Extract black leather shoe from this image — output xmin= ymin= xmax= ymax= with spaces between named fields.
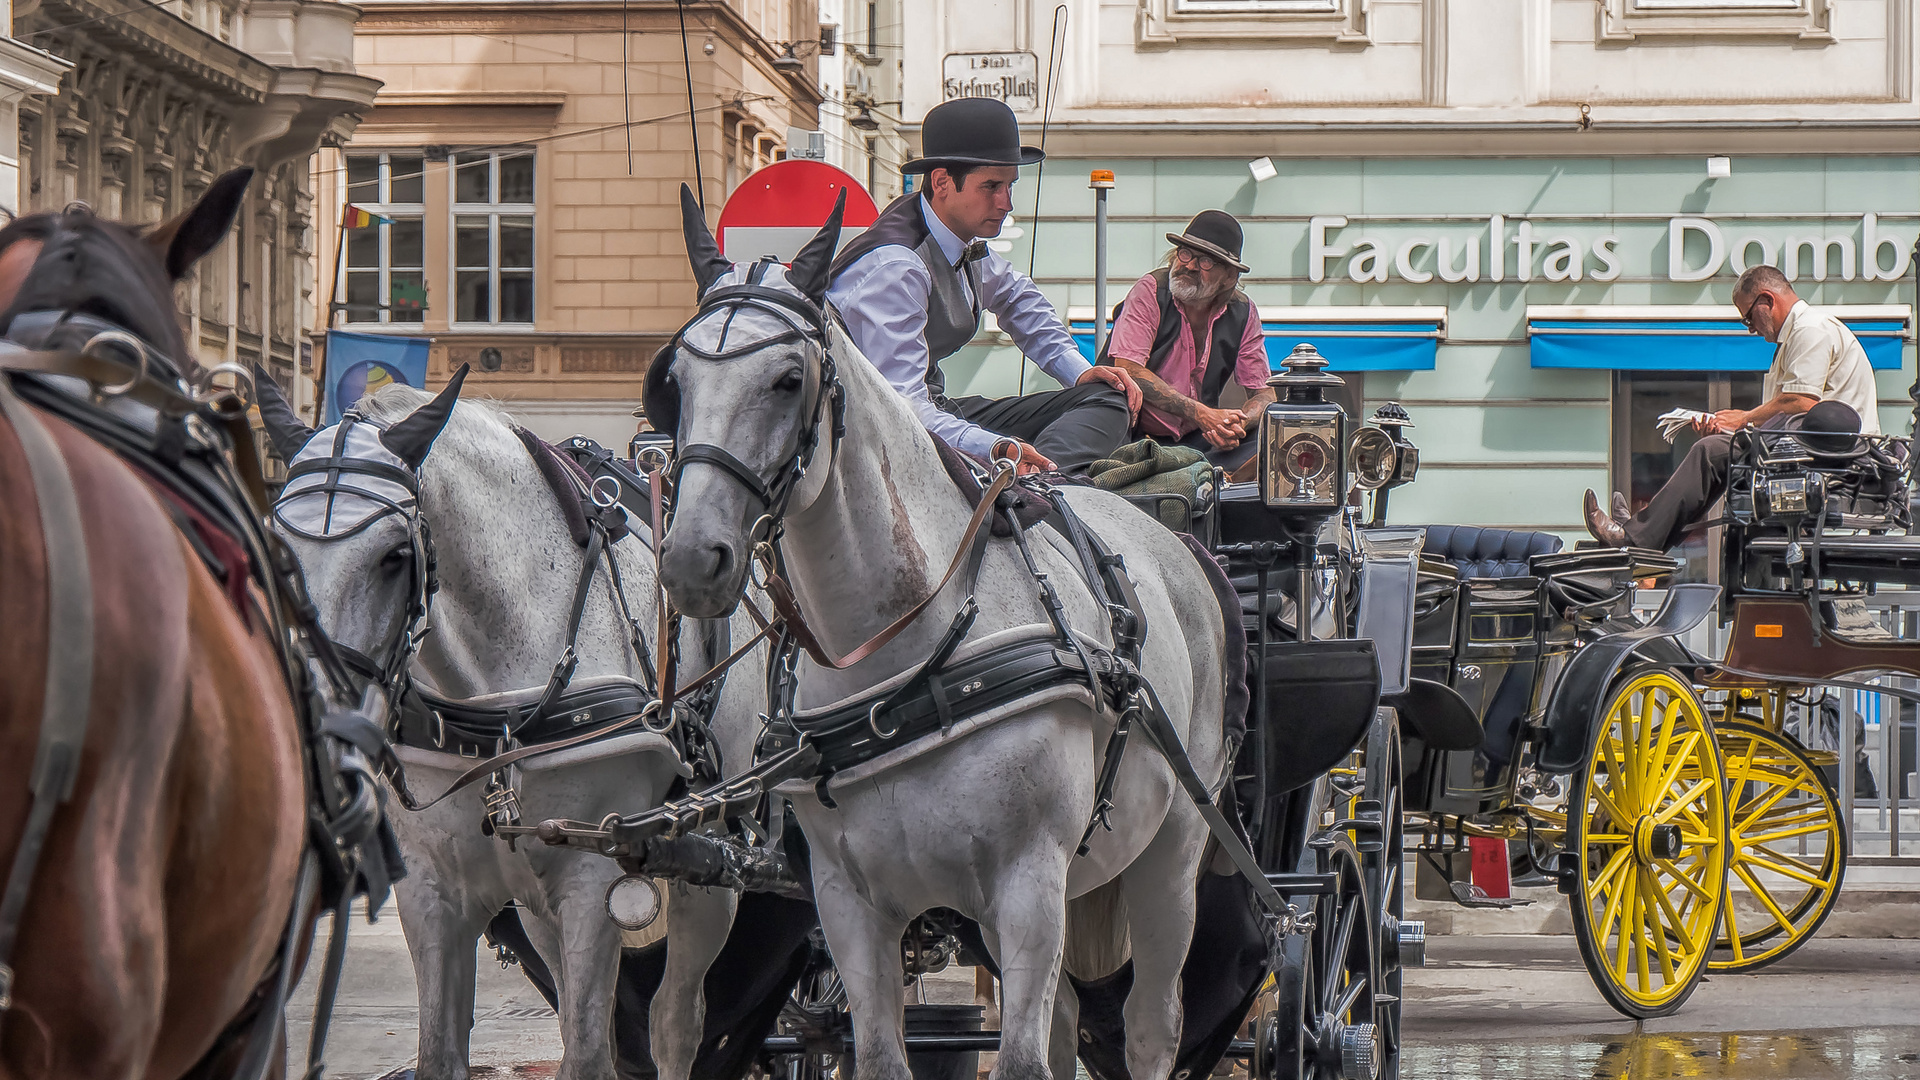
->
xmin=1584 ymin=489 xmax=1628 ymax=548
xmin=1611 ymin=491 xmax=1630 ymax=523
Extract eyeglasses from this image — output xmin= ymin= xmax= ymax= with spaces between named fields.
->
xmin=1739 ymin=293 xmax=1774 ymax=331
xmin=1173 ymin=247 xmax=1218 ymax=271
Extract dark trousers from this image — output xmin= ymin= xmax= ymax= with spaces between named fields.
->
xmin=1622 ymin=434 xmax=1733 ymax=552
xmin=949 ymin=382 xmax=1131 ymax=469
xmin=1171 ymin=427 xmax=1261 ymax=473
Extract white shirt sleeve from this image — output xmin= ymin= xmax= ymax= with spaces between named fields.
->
xmin=973 ymin=250 xmax=1092 ymax=389
xmin=825 ymin=247 xmax=1005 ymax=459
xmin=1769 ymin=309 xmax=1833 ymax=398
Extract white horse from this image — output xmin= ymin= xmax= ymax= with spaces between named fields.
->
xmin=651 ymin=189 xmax=1231 ymax=1080
xmin=262 ymin=374 xmax=759 ymax=1080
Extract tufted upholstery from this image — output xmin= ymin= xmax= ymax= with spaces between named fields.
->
xmin=1422 ymin=525 xmax=1563 ymax=580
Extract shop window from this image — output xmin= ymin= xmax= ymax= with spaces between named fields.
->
xmin=451 ymin=150 xmax=535 ymax=327
xmin=341 ymin=152 xmax=426 ymax=326
xmin=1600 ymin=0 xmax=1833 ymax=42
xmin=1138 ymin=0 xmax=1367 ymax=46
xmin=1612 ymin=371 xmax=1763 ymax=573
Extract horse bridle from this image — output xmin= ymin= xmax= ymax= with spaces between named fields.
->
xmin=662 ymin=263 xmax=846 ymax=561
xmin=271 ymin=413 xmax=438 ymax=710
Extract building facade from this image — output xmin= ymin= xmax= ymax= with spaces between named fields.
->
xmin=816 ymin=0 xmax=904 ymax=205
xmin=10 ymin=0 xmax=379 ymax=404
xmin=902 ymin=0 xmax=1920 ymax=548
xmin=322 ymin=0 xmax=823 ymax=448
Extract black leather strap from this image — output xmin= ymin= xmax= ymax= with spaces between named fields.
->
xmin=674 ymin=443 xmax=775 ymax=508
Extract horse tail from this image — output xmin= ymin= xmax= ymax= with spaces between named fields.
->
xmin=1062 ymin=876 xmax=1131 ymax=982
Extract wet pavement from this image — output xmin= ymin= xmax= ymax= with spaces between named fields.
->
xmin=1403 ymin=935 xmax=1920 ymax=1079
xmin=293 ymin=910 xmax=1920 ymax=1079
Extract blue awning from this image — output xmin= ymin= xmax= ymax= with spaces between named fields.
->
xmin=1528 ymin=306 xmax=1911 ymax=371
xmin=1068 ymin=309 xmax=1443 ymax=372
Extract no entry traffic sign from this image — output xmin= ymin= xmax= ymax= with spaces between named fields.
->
xmin=718 ymin=159 xmax=880 ymax=263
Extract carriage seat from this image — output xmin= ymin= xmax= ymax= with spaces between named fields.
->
xmin=1420 ymin=525 xmax=1563 ymax=580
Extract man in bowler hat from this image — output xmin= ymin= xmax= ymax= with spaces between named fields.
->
xmin=1101 ymin=210 xmax=1274 ymax=471
xmin=826 ymin=98 xmax=1140 ymax=473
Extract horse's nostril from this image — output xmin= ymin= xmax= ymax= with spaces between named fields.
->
xmin=706 ymin=544 xmax=733 ymax=581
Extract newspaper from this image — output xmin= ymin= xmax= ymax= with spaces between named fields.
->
xmin=1655 ymin=407 xmax=1712 ymax=444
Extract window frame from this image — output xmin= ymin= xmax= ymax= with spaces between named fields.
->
xmin=338 ymin=151 xmax=427 ymax=329
xmin=1138 ymin=0 xmax=1366 ymax=46
xmin=1599 ymin=0 xmax=1833 ymax=41
xmin=448 ymin=149 xmax=536 ymax=329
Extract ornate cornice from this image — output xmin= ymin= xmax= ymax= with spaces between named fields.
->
xmin=26 ymin=0 xmax=275 ymax=101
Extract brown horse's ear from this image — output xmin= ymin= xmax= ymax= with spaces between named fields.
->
xmin=147 ymin=167 xmax=253 ymax=280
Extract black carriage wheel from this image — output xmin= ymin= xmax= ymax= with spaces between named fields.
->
xmin=1277 ymin=834 xmax=1380 ymax=1080
xmin=1361 ymin=709 xmax=1406 ymax=1080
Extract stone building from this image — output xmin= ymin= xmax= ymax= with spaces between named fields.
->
xmin=816 ymin=0 xmax=905 ymax=206
xmin=10 ymin=0 xmax=379 ymax=398
xmin=319 ymin=0 xmax=823 ymax=448
xmin=903 ymin=0 xmax=1920 ymax=547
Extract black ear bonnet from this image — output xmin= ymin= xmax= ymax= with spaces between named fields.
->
xmin=642 ymin=340 xmax=680 ymax=438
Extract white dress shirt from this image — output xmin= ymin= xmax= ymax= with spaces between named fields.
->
xmin=826 ymin=196 xmax=1091 ymax=459
xmin=1766 ymin=300 xmax=1880 ymax=435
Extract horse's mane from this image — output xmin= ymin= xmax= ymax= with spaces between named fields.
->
xmin=357 ymin=382 xmax=517 ymax=440
xmin=0 ymin=206 xmax=193 ymax=373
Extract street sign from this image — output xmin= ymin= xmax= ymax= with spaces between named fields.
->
xmin=941 ymin=52 xmax=1039 ymax=112
xmin=717 ymin=159 xmax=880 ymax=263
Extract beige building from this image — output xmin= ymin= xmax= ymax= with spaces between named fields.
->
xmin=8 ymin=0 xmax=378 ymax=405
xmin=314 ymin=0 xmax=824 ymax=447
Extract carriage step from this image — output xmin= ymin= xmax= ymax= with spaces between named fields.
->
xmin=1264 ymin=871 xmax=1338 ymax=895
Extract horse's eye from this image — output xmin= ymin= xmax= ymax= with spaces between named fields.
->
xmin=774 ymin=370 xmax=804 ymax=393
xmin=379 ymin=546 xmax=411 ymax=572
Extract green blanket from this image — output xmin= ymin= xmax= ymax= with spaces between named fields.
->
xmin=1086 ymin=439 xmax=1214 ymax=531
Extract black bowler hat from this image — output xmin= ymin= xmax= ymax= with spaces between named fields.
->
xmin=1166 ymin=210 xmax=1249 ymax=273
xmin=1798 ymin=399 xmax=1863 ymax=456
xmin=903 ymin=98 xmax=1044 ymax=176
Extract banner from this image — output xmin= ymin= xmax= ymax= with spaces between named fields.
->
xmin=323 ymin=329 xmax=431 ymax=424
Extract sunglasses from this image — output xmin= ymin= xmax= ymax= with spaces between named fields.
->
xmin=1173 ymin=247 xmax=1219 ymax=272
xmin=1739 ymin=293 xmax=1773 ymax=330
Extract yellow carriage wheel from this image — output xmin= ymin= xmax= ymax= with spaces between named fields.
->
xmin=1711 ymin=720 xmax=1847 ymax=972
xmin=1567 ymin=669 xmax=1729 ymax=1019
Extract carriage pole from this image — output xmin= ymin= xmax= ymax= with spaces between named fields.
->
xmin=1090 ymin=171 xmax=1114 ymax=358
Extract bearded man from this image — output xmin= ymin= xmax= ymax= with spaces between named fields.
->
xmin=1100 ymin=211 xmax=1275 ymax=471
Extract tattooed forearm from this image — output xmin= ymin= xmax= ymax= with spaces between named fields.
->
xmin=1240 ymin=387 xmax=1276 ymax=416
xmin=1114 ymin=358 xmax=1203 ymax=422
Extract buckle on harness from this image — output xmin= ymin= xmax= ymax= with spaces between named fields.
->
xmin=0 ymin=962 xmax=13 ymax=1011
xmin=869 ymin=700 xmax=902 ymax=740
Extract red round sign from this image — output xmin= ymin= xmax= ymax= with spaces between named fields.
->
xmin=717 ymin=159 xmax=880 ymax=263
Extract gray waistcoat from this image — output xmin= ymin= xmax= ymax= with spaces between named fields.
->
xmin=828 ymin=192 xmax=983 ymax=403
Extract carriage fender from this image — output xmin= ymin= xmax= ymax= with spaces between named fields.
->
xmin=1534 ymin=583 xmax=1720 ymax=775
xmin=1353 ymin=526 xmax=1426 ymax=696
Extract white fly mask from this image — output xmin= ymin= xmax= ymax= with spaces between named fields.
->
xmin=274 ymin=416 xmax=421 ymax=542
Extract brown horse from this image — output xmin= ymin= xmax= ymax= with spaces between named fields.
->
xmin=0 ymin=173 xmax=310 ymax=1078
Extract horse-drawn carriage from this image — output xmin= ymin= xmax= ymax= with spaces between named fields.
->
xmin=1399 ymin=414 xmax=1913 ymax=1017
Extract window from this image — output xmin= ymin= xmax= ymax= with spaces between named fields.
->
xmin=1612 ymin=371 xmax=1763 ymax=578
xmin=1600 ymin=0 xmax=1832 ymax=41
xmin=451 ymin=150 xmax=535 ymax=326
xmin=341 ymin=152 xmax=426 ymax=326
xmin=1139 ymin=0 xmax=1366 ymax=45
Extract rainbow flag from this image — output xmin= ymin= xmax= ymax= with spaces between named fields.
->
xmin=343 ymin=204 xmax=391 ymax=228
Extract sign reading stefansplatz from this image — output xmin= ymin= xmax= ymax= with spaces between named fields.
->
xmin=942 ymin=52 xmax=1039 ymax=112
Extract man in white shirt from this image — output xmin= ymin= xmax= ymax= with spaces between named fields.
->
xmin=826 ymin=98 xmax=1139 ymax=474
xmin=1585 ymin=264 xmax=1880 ymax=549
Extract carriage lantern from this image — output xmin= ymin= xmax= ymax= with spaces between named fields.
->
xmin=1259 ymin=342 xmax=1348 ymax=512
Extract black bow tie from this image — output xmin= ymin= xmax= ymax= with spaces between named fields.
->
xmin=957 ymin=240 xmax=989 ymax=268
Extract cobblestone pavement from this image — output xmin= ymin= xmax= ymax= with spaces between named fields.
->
xmin=291 ymin=908 xmax=1920 ymax=1079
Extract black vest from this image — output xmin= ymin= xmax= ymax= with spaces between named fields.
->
xmin=1098 ymin=267 xmax=1251 ymax=409
xmin=829 ymin=193 xmax=981 ymax=400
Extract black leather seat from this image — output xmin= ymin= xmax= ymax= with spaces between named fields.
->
xmin=1422 ymin=525 xmax=1563 ymax=580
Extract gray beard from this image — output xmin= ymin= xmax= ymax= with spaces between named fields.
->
xmin=1169 ymin=273 xmax=1222 ymax=305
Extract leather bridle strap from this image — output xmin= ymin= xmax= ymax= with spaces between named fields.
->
xmin=0 ymin=374 xmax=95 ymax=1019
xmin=762 ymin=465 xmax=1015 ymax=671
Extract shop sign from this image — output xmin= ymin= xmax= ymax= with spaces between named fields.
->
xmin=1308 ymin=213 xmax=1917 ymax=285
xmin=942 ymin=52 xmax=1040 ymax=111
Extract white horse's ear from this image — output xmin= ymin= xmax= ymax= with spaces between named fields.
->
xmin=383 ymin=364 xmax=468 ymax=469
xmin=786 ymin=187 xmax=847 ymax=302
xmin=680 ymin=183 xmax=732 ymax=295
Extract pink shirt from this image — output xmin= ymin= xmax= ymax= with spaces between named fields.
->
xmin=1106 ymin=273 xmax=1271 ymax=439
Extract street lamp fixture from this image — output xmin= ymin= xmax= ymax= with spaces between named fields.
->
xmin=773 ymin=43 xmax=806 ymax=73
xmin=849 ymin=104 xmax=880 ymax=132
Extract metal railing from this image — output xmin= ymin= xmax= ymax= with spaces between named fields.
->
xmin=1633 ymin=589 xmax=1920 ymax=866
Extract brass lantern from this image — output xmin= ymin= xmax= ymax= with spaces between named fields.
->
xmin=1259 ymin=343 xmax=1348 ymax=511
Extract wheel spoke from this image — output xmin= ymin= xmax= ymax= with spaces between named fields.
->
xmin=1601 ymin=732 xmax=1635 ymax=813
xmin=1637 ymin=869 xmax=1683 ymax=980
xmin=1649 ymin=730 xmax=1704 ymax=805
xmin=1733 ymin=860 xmax=1797 ymax=932
xmin=1653 ymin=777 xmax=1717 ymax=826
xmin=1723 ymin=887 xmax=1746 ymax=962
xmin=1741 ymin=821 xmax=1835 ymax=846
xmin=1654 ymin=858 xmax=1717 ymax=904
xmin=1745 ymin=849 xmax=1833 ymax=890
